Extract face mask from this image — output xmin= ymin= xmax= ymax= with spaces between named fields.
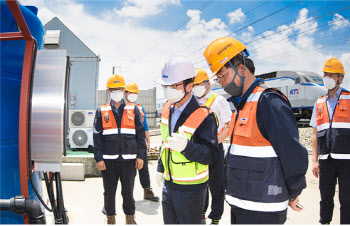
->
xmin=127 ymin=93 xmax=138 ymax=103
xmin=223 ymin=71 xmax=245 ymax=97
xmin=192 ymin=85 xmax=207 ymax=98
xmin=163 ymin=87 xmax=185 ymax=103
xmin=110 ymin=90 xmax=124 ymax=102
xmin=323 ymin=76 xmax=337 ymax=90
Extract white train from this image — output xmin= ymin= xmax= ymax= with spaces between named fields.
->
xmin=156 ymin=71 xmax=327 ymax=120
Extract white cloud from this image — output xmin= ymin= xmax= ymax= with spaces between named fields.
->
xmin=227 ymin=8 xmax=245 ymax=25
xmin=113 ymin=0 xmax=180 ymax=18
xmin=329 ymin=13 xmax=350 ymax=31
xmin=340 ymin=53 xmax=350 ymax=91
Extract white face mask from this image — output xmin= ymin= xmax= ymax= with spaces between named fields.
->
xmin=127 ymin=93 xmax=138 ymax=103
xmin=192 ymin=85 xmax=207 ymax=98
xmin=109 ymin=90 xmax=124 ymax=102
xmin=323 ymin=76 xmax=337 ymax=90
xmin=163 ymin=86 xmax=185 ymax=103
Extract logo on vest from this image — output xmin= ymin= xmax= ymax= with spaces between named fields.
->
xmin=104 ymin=115 xmax=110 ymax=123
xmin=318 ymin=107 xmax=322 ymax=115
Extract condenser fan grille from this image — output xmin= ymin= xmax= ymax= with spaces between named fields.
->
xmin=72 ymin=130 xmax=88 ymax=146
xmin=71 ymin=111 xmax=85 ymax=126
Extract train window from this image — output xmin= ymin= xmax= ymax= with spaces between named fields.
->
xmin=309 ymin=76 xmax=323 ymax=83
xmin=295 ymin=77 xmax=300 ymax=84
xmin=304 ymin=77 xmax=311 ymax=82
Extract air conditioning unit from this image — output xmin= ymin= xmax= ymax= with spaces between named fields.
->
xmin=69 ymin=110 xmax=95 ymax=128
xmin=69 ymin=128 xmax=93 ymax=149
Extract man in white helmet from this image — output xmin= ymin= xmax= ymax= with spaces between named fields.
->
xmin=156 ymin=55 xmax=220 ymax=224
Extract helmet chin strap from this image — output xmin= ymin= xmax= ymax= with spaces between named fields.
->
xmin=173 ymin=81 xmax=189 ymax=104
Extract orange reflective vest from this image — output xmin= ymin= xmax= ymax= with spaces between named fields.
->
xmin=225 ymin=84 xmax=290 ymax=212
xmin=315 ymin=90 xmax=350 ymax=160
xmin=160 ymin=101 xmax=210 ymax=185
xmin=136 ymin=104 xmax=145 ymax=122
xmin=100 ymin=103 xmax=138 ymax=160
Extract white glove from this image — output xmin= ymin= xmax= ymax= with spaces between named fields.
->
xmin=156 ymin=172 xmax=164 ymax=187
xmin=167 ymin=127 xmax=188 ymax=152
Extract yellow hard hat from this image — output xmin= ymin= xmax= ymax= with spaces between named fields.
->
xmin=106 ymin=74 xmax=126 ymax=88
xmin=323 ymin=58 xmax=344 ymax=74
xmin=125 ymin=82 xmax=139 ymax=93
xmin=203 ymin=37 xmax=247 ymax=76
xmin=194 ymin=68 xmax=209 ymax=85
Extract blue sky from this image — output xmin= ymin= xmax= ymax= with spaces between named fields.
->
xmin=22 ymin=0 xmax=350 ymax=90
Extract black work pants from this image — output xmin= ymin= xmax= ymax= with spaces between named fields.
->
xmin=162 ymin=183 xmax=207 ymax=224
xmin=319 ymin=157 xmax=350 ymax=224
xmin=138 ymin=150 xmax=151 ymax=189
xmin=230 ymin=206 xmax=287 ymax=224
xmin=203 ymin=143 xmax=225 ymax=220
xmin=101 ymin=160 xmax=136 ymax=216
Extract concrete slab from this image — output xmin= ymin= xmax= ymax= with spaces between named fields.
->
xmin=42 ymin=135 xmax=340 ymax=224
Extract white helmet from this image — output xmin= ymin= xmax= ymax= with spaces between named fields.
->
xmin=161 ymin=55 xmax=196 ymax=85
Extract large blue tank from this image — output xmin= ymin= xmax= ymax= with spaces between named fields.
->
xmin=0 ymin=1 xmax=45 ymax=224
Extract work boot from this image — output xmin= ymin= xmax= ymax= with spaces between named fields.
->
xmin=144 ymin=188 xmax=159 ymax=202
xmin=125 ymin=215 xmax=136 ymax=224
xmin=106 ymin=215 xmax=116 ymax=224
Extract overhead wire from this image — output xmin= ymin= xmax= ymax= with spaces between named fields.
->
xmin=125 ymin=0 xmax=214 ymax=75
xmin=142 ymin=0 xmax=301 ymax=81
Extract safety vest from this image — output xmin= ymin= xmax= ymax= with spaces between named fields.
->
xmin=225 ymin=84 xmax=290 ymax=212
xmin=136 ymin=104 xmax=145 ymax=122
xmin=316 ymin=90 xmax=350 ymax=160
xmin=204 ymin=93 xmax=219 ymax=108
xmin=203 ymin=93 xmax=223 ymax=135
xmin=100 ymin=103 xmax=138 ymax=160
xmin=160 ymin=101 xmax=210 ymax=185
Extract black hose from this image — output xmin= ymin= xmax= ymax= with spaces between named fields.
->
xmin=43 ymin=172 xmax=59 ymax=220
xmin=56 ymin=173 xmax=68 ymax=224
xmin=0 ymin=196 xmax=46 ymax=224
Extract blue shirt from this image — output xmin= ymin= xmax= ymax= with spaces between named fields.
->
xmin=310 ymin=87 xmax=343 ymax=128
xmin=170 ymin=94 xmax=192 ymax=133
xmin=141 ymin=105 xmax=149 ymax=132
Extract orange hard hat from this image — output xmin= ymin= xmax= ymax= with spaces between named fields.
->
xmin=106 ymin=74 xmax=126 ymax=88
xmin=193 ymin=68 xmax=209 ymax=85
xmin=323 ymin=58 xmax=345 ymax=74
xmin=125 ymin=82 xmax=139 ymax=93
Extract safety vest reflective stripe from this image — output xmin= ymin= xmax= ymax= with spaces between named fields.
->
xmin=340 ymin=94 xmax=350 ymax=100
xmin=319 ymin=154 xmax=329 ymax=160
xmin=181 ymin=125 xmax=196 ymax=135
xmin=122 ymin=154 xmax=137 ymax=159
xmin=102 ymin=128 xmax=136 ymax=135
xmin=225 ymin=195 xmax=289 ymax=212
xmin=246 ymin=91 xmax=263 ymax=103
xmin=317 ymin=121 xmax=350 ymax=131
xmin=317 ymin=123 xmax=330 ymax=132
xmin=316 ymin=98 xmax=326 ymax=104
xmin=165 ymin=168 xmax=209 ymax=182
xmin=332 ymin=122 xmax=350 ymax=129
xmin=124 ymin=105 xmax=135 ymax=110
xmin=103 ymin=154 xmax=119 ymax=159
xmin=102 ymin=154 xmax=137 ymax=160
xmin=163 ymin=141 xmax=170 ymax=148
xmin=101 ymin=106 xmax=112 ymax=111
xmin=229 ymin=144 xmax=277 ymax=158
xmin=161 ymin=117 xmax=168 ymax=126
xmin=320 ymin=153 xmax=350 ymax=160
xmin=204 ymin=93 xmax=219 ymax=108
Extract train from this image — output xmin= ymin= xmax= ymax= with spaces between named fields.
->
xmin=156 ymin=70 xmax=327 ymax=120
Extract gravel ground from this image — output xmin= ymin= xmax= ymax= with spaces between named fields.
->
xmin=299 ymin=127 xmax=313 ymax=150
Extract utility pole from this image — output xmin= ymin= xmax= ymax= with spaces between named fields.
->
xmin=112 ymin=66 xmax=121 ymax=74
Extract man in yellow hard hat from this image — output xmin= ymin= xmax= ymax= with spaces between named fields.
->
xmin=192 ymin=68 xmax=232 ymax=224
xmin=93 ymin=74 xmax=146 ymax=224
xmin=156 ymin=55 xmax=220 ymax=224
xmin=310 ymin=58 xmax=350 ymax=224
xmin=203 ymin=37 xmax=308 ymax=224
xmin=125 ymin=82 xmax=160 ymax=202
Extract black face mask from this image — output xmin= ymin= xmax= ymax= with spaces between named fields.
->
xmin=223 ymin=65 xmax=245 ymax=97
